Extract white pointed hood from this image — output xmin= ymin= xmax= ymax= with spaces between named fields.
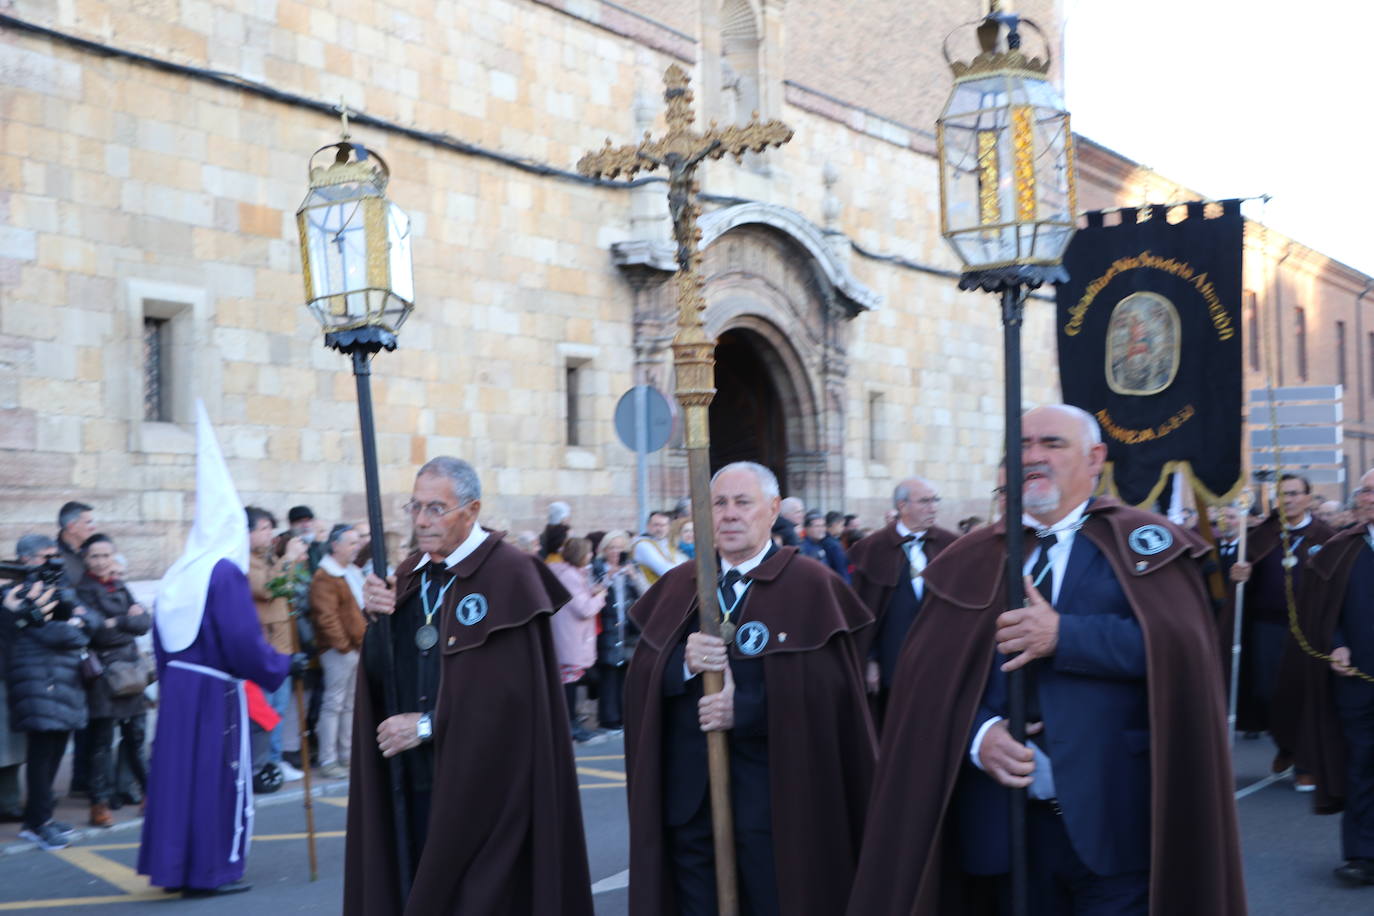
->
xmin=155 ymin=401 xmax=249 ymax=653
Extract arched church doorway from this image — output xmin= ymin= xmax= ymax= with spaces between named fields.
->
xmin=709 ymin=328 xmax=790 ymax=492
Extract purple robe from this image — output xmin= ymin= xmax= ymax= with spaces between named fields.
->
xmin=138 ymin=559 xmax=290 ymax=890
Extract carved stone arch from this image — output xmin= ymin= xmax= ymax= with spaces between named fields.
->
xmin=616 ymin=204 xmax=877 ymax=510
xmin=697 ymin=225 xmax=841 ymax=506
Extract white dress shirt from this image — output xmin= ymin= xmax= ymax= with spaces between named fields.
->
xmin=969 ymin=499 xmax=1092 ymax=798
xmin=685 ymin=540 xmax=772 ymax=681
xmin=895 ymin=520 xmax=929 ymax=600
xmin=415 ymin=524 xmax=490 ymax=571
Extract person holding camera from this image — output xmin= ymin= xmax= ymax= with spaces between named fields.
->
xmin=592 ymin=531 xmax=642 ymax=733
xmin=3 ymin=551 xmax=95 ymax=851
xmin=0 ymin=535 xmax=59 ymax=822
xmin=75 ymin=533 xmax=152 ymax=828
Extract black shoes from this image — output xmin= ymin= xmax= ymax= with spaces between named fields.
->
xmin=167 ymin=882 xmax=254 ymax=897
xmin=1334 ymin=859 xmax=1374 ymax=885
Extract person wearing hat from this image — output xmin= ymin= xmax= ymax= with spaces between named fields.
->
xmin=138 ymin=404 xmax=295 ymax=896
xmin=280 ymin=506 xmax=326 ymax=572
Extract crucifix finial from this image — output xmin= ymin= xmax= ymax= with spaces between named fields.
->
xmin=338 ymin=100 xmax=353 ymax=141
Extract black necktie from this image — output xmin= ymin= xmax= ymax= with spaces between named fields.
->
xmin=1024 ymin=533 xmax=1057 ymax=735
xmin=1028 ymin=532 xmax=1058 ymax=602
xmin=719 ymin=569 xmax=743 ymax=612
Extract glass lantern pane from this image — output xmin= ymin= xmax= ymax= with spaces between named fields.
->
xmin=386 ymin=203 xmax=414 ymax=305
xmin=304 ymin=198 xmax=369 ymax=306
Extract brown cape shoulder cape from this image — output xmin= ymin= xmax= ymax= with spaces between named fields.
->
xmin=847 ymin=522 xmax=958 ymax=656
xmin=1240 ymin=512 xmax=1336 ymax=749
xmin=623 ymin=546 xmax=876 ymax=915
xmin=846 ymin=499 xmax=1246 ymax=916
xmin=344 ymin=533 xmax=593 ymax=916
xmin=1294 ymin=527 xmax=1371 ymax=813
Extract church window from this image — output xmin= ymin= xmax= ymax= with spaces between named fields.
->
xmin=868 ymin=392 xmax=885 ymax=462
xmin=720 ymin=0 xmax=761 ymax=124
xmin=143 ymin=317 xmax=170 ymax=422
xmin=1244 ymin=291 xmax=1259 ymax=371
xmin=565 ymin=358 xmax=592 ymax=447
xmin=1294 ymin=306 xmax=1308 ymax=381
xmin=1336 ymin=320 xmax=1347 ymax=387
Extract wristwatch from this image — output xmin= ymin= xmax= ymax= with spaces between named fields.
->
xmin=416 ymin=713 xmax=433 ymax=742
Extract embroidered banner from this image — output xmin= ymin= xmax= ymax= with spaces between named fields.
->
xmin=1056 ymin=200 xmax=1244 ymax=506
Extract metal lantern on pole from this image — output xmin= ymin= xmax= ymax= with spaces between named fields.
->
xmin=937 ymin=7 xmax=1076 ymax=288
xmin=296 ymin=110 xmax=414 ymax=906
xmin=936 ymin=5 xmax=1077 ymax=916
xmin=297 ymin=132 xmax=414 ymax=342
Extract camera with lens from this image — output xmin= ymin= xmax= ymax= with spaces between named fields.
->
xmin=0 ymin=557 xmax=83 ymax=628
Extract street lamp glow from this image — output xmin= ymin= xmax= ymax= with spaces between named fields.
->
xmin=937 ymin=11 xmax=1076 ymax=282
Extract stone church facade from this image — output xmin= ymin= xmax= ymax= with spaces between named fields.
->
xmin=2 ymin=0 xmax=1369 ymax=576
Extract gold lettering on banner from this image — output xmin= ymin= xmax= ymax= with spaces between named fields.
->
xmin=1095 ymin=404 xmax=1196 ymax=444
xmin=1063 ymin=250 xmax=1235 ymax=341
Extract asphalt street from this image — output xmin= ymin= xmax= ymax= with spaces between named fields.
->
xmin=0 ymin=733 xmax=1369 ymax=913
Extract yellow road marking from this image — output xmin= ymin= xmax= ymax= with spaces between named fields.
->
xmin=576 ymin=766 xmax=625 ymax=781
xmin=318 ymin=797 xmax=349 ymax=808
xmin=579 ymin=783 xmax=626 ymax=789
xmin=49 ymin=848 xmax=148 ymax=894
xmin=255 ymin=831 xmax=345 ymax=841
xmin=576 ymin=754 xmax=625 ymax=761
xmin=0 ymin=890 xmax=167 ymax=910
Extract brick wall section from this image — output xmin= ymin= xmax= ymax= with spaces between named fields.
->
xmin=0 ymin=0 xmax=1366 ymax=578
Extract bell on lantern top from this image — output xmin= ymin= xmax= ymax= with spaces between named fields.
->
xmin=937 ymin=8 xmax=1077 ymax=289
xmin=296 ymin=136 xmax=414 ymax=337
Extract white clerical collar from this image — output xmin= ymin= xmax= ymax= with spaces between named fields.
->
xmin=1286 ymin=513 xmax=1312 ymax=531
xmin=1024 ymin=499 xmax=1090 ymax=538
xmin=416 ymin=524 xmax=489 ymax=571
xmin=721 ymin=540 xmax=771 ymax=576
xmin=1366 ymin=524 xmax=1374 ymax=541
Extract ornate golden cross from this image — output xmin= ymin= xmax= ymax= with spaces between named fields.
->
xmin=576 ymin=64 xmax=791 ymax=916
xmin=577 ymin=64 xmax=792 ymax=421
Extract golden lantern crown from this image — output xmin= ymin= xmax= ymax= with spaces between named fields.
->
xmin=936 ymin=8 xmax=1076 ymax=289
xmin=296 ymin=135 xmax=414 ymax=338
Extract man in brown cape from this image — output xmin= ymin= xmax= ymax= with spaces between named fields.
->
xmin=847 ymin=405 xmax=1245 ymax=916
xmin=623 ymin=461 xmax=875 ymax=915
xmin=1229 ymin=473 xmax=1335 ymax=784
xmin=346 ymin=457 xmax=593 ymax=915
xmin=847 ymin=476 xmax=958 ymax=729
xmin=1294 ymin=467 xmax=1374 ymax=886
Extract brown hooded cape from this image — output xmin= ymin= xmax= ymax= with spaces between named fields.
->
xmin=1293 ymin=527 xmax=1372 ymax=813
xmin=623 ymin=546 xmax=876 ymax=915
xmin=1232 ymin=511 xmax=1336 ymax=746
xmin=846 ymin=499 xmax=1246 ymax=916
xmin=343 ymin=533 xmax=594 ymax=916
xmin=847 ymin=521 xmax=958 ymax=657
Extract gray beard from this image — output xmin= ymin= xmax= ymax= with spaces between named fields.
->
xmin=1023 ymin=484 xmax=1061 ymax=516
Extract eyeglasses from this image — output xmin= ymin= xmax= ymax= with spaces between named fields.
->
xmin=401 ymin=500 xmax=467 ymax=520
xmin=1354 ymin=488 xmax=1374 ymax=500
xmin=911 ymin=497 xmax=941 ymax=506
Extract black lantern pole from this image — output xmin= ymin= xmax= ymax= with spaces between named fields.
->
xmin=937 ymin=5 xmax=1078 ymax=913
xmin=297 ymin=117 xmax=417 ymax=906
xmin=330 ymin=327 xmax=409 ymax=900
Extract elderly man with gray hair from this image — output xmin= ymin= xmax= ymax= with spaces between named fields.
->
xmin=847 ymin=476 xmax=959 ymax=730
xmin=622 ymin=461 xmax=876 ymax=915
xmin=346 ymin=457 xmax=593 ymax=915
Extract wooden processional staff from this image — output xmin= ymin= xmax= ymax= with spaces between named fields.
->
xmin=577 ymin=65 xmax=792 ymax=916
